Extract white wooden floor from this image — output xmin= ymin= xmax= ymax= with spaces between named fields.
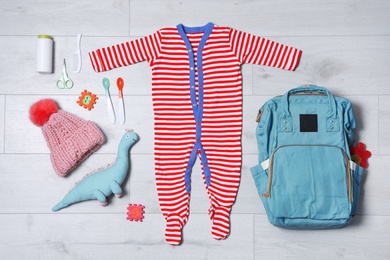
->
xmin=1 ymin=0 xmax=389 ymax=259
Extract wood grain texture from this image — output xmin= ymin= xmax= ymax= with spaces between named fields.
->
xmin=1 ymin=0 xmax=389 ymax=259
xmin=251 ymin=36 xmax=390 ymax=96
xmin=379 ymin=96 xmax=390 ymax=154
xmin=254 ymin=215 xmax=390 ymax=260
xmin=0 ymin=214 xmax=254 ymax=260
xmin=0 ymin=0 xmax=130 ymax=36
xmin=129 ymin=0 xmax=390 ymax=37
xmin=0 ymin=96 xmax=4 ymax=153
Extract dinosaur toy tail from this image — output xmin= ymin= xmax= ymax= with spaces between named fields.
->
xmin=52 ymin=201 xmax=68 ymax=212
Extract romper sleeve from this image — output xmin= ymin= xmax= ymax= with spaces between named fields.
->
xmin=228 ymin=28 xmax=302 ymax=71
xmin=88 ymin=31 xmax=162 ymax=72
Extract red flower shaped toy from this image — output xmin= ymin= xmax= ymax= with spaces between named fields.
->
xmin=127 ymin=204 xmax=145 ymax=222
xmin=350 ymin=142 xmax=371 ymax=169
xmin=77 ymin=90 xmax=98 ymax=110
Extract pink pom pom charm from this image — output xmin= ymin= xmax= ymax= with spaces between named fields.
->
xmin=29 ymin=99 xmax=59 ymax=126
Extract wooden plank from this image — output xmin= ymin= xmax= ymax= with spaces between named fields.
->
xmin=0 ymin=153 xmax=262 ymax=215
xmin=359 ymin=155 xmax=390 ymax=215
xmin=252 ymin=36 xmax=390 ymax=96
xmin=0 ymin=34 xmax=249 ymax=96
xmin=0 ymin=36 xmax=153 ymax=95
xmin=254 ymin=215 xmax=390 ymax=259
xmin=0 ymin=95 xmax=4 ymax=153
xmin=0 ymin=214 xmax=131 ymax=259
xmin=346 ymin=95 xmax=379 ymax=155
xmin=379 ymin=96 xmax=390 ymax=154
xmin=130 ymin=0 xmax=390 ymax=37
xmin=5 ymin=95 xmax=154 ymax=154
xmin=242 ymin=95 xmax=274 ymax=155
xmin=186 ymin=154 xmax=265 ymax=215
xmin=1 ymin=151 xmax=387 ymax=216
xmin=235 ymin=155 xmax=265 ymax=214
xmin=0 ymin=154 xmax=156 ymax=214
xmin=1 ymin=0 xmax=390 ymax=258
xmin=0 ymin=213 xmax=253 ymax=259
xmin=2 ymin=35 xmax=389 ymax=97
xmin=0 ymin=0 xmax=130 ymax=36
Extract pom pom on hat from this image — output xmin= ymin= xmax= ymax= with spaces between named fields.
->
xmin=30 ymin=99 xmax=59 ymax=126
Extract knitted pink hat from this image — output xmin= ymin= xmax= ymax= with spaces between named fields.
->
xmin=29 ymin=99 xmax=105 ymax=177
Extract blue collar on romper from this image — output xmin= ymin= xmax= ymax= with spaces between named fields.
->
xmin=176 ymin=22 xmax=214 ymax=194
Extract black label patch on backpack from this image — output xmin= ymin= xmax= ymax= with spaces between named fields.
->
xmin=300 ymin=114 xmax=318 ymax=132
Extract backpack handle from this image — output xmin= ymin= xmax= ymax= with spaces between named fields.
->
xmin=280 ymin=85 xmax=339 ymax=132
xmin=282 ymin=85 xmax=337 ymax=117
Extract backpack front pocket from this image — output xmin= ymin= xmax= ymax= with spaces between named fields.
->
xmin=264 ymin=145 xmax=351 ymax=220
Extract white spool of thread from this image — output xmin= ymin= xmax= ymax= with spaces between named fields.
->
xmin=36 ymin=34 xmax=53 ymax=74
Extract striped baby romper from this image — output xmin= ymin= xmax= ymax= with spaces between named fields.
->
xmin=89 ymin=22 xmax=302 ymax=245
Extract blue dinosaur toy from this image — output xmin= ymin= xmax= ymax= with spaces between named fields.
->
xmin=52 ymin=130 xmax=139 ymax=212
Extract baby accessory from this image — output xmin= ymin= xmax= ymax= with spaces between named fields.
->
xmin=72 ymin=33 xmax=82 ymax=73
xmin=56 ymin=59 xmax=74 ymax=89
xmin=88 ymin=22 xmax=302 ymax=245
xmin=250 ymin=85 xmax=364 ymax=229
xmin=36 ymin=34 xmax=53 ymax=74
xmin=52 ymin=130 xmax=139 ymax=211
xmin=29 ymin=99 xmax=105 ymax=177
xmin=102 ymin=78 xmax=116 ymax=124
xmin=116 ymin=77 xmax=125 ymax=125
xmin=127 ymin=204 xmax=145 ymax=222
xmin=77 ymin=89 xmax=98 ymax=110
xmin=350 ymin=142 xmax=371 ymax=168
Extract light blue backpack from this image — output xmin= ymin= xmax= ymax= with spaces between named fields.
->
xmin=250 ymin=85 xmax=364 ymax=229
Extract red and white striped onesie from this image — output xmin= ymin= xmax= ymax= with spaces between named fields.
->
xmin=89 ymin=22 xmax=302 ymax=245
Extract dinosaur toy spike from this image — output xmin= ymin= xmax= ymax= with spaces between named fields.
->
xmin=52 ymin=131 xmax=139 ymax=212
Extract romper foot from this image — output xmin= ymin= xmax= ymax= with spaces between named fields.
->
xmin=210 ymin=205 xmax=231 ymax=240
xmin=165 ymin=215 xmax=184 ymax=246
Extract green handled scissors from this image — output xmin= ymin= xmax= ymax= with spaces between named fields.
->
xmin=56 ymin=59 xmax=74 ymax=89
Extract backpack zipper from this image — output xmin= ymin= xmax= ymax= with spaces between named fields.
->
xmin=262 ymin=144 xmax=352 ymax=202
